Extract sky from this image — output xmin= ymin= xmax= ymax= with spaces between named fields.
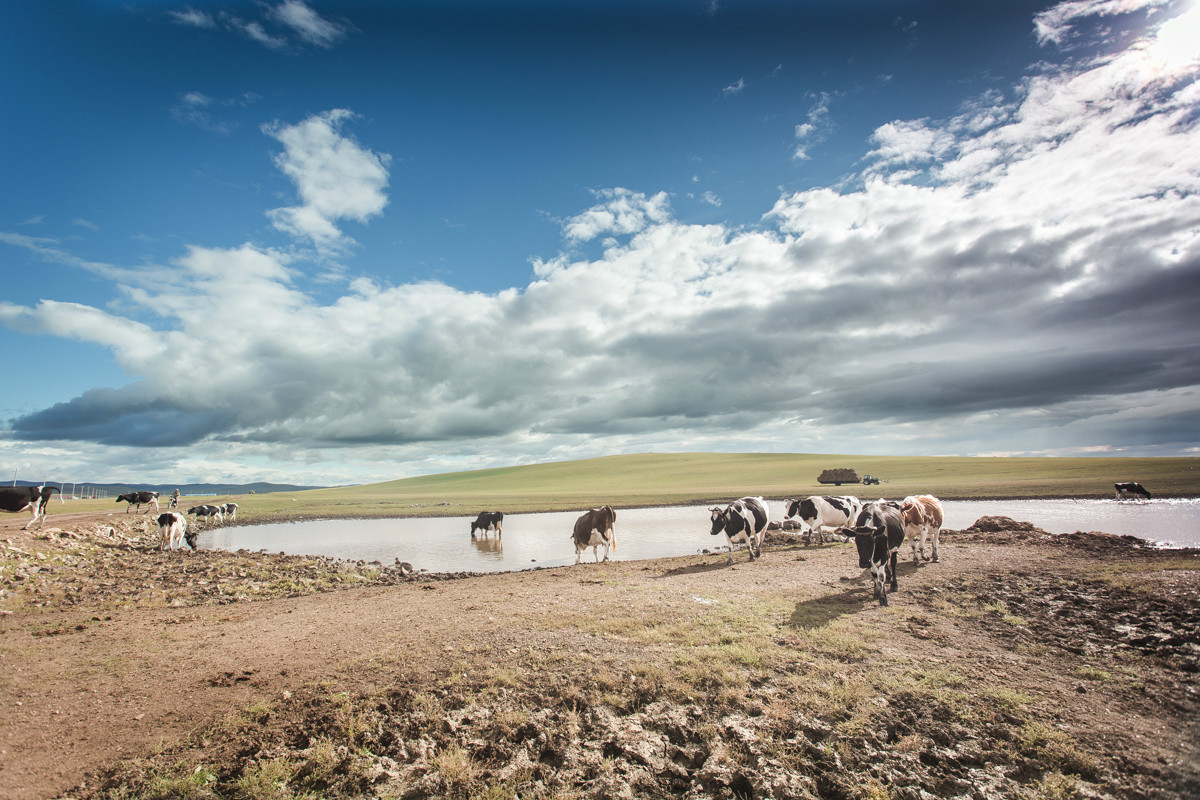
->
xmin=1 ymin=0 xmax=1198 ymax=487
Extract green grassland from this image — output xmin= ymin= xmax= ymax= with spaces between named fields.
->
xmin=50 ymin=452 xmax=1197 ymax=522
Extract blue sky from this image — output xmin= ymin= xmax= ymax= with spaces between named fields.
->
xmin=1 ymin=0 xmax=1198 ymax=487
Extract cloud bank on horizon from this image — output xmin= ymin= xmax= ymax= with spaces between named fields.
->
xmin=1 ymin=0 xmax=1198 ymax=485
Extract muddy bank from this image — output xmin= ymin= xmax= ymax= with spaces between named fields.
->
xmin=2 ymin=512 xmax=1198 ymax=799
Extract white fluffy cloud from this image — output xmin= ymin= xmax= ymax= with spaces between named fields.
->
xmin=4 ymin=0 xmax=1199 ymax=483
xmin=263 ymin=109 xmax=391 ymax=252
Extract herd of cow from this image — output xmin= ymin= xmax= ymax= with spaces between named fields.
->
xmin=109 ymin=491 xmax=240 ymax=552
xmin=705 ymin=493 xmax=945 ymax=606
xmin=465 ymin=493 xmax=944 ymax=606
xmin=1 ymin=480 xmax=1153 ymax=607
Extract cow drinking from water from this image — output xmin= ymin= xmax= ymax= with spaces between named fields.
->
xmin=784 ymin=495 xmax=862 ymax=545
xmin=0 ymin=485 xmax=61 ymax=530
xmin=710 ymin=496 xmax=769 ymax=566
xmin=572 ymin=506 xmax=616 ymax=564
xmin=850 ymin=501 xmax=906 ymax=606
xmin=157 ymin=512 xmax=197 ymax=551
xmin=900 ymin=494 xmax=944 ymax=563
xmin=471 ymin=511 xmax=504 ymax=539
xmin=1115 ymin=482 xmax=1152 ymax=500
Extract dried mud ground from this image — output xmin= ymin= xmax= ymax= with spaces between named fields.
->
xmin=1 ymin=510 xmax=1198 ymax=800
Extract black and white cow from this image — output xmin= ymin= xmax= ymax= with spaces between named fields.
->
xmin=157 ymin=512 xmax=196 ymax=551
xmin=572 ymin=505 xmax=616 ymax=564
xmin=784 ymin=495 xmax=863 ymax=545
xmin=850 ymin=501 xmax=907 ymax=606
xmin=221 ymin=502 xmax=238 ymax=521
xmin=188 ymin=504 xmax=224 ymax=524
xmin=1115 ymin=482 xmax=1152 ymax=500
xmin=116 ymin=491 xmax=160 ymax=514
xmin=709 ymin=496 xmax=770 ymax=566
xmin=0 ymin=485 xmax=61 ymax=530
xmin=470 ymin=511 xmax=504 ymax=539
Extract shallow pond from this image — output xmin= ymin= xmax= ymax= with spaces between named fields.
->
xmin=199 ymin=498 xmax=1199 ymax=574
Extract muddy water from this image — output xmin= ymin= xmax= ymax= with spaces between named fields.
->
xmin=199 ymin=498 xmax=1199 ymax=574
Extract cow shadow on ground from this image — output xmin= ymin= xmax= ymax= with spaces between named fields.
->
xmin=789 ymin=587 xmax=868 ymax=630
xmin=793 ymin=561 xmax=926 ymax=627
xmin=654 ymin=557 xmax=735 ymax=578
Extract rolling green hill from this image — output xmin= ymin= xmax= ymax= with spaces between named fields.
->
xmin=203 ymin=452 xmax=1200 ymax=520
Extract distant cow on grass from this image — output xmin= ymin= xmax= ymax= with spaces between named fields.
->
xmin=710 ymin=496 xmax=770 ymax=566
xmin=157 ymin=512 xmax=196 ymax=551
xmin=1115 ymin=482 xmax=1152 ymax=500
xmin=850 ymin=501 xmax=906 ymax=606
xmin=116 ymin=491 xmax=160 ymax=514
xmin=471 ymin=511 xmax=504 ymax=539
xmin=188 ymin=504 xmax=224 ymax=524
xmin=900 ymin=494 xmax=944 ymax=563
xmin=0 ymin=485 xmax=61 ymax=530
xmin=572 ymin=505 xmax=616 ymax=564
xmin=784 ymin=495 xmax=862 ymax=544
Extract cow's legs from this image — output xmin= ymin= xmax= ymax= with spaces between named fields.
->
xmin=889 ymin=551 xmax=899 ymax=591
xmin=930 ymin=528 xmax=940 ymax=562
xmin=23 ymin=506 xmax=41 ymax=530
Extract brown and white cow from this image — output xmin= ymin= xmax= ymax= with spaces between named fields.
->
xmin=900 ymin=494 xmax=944 ymax=563
xmin=572 ymin=505 xmax=616 ymax=564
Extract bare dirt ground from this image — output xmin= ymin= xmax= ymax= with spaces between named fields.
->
xmin=2 ymin=509 xmax=1198 ymax=799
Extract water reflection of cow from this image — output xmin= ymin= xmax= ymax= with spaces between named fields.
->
xmin=471 ymin=511 xmax=504 ymax=538
xmin=471 ymin=536 xmax=503 ymax=555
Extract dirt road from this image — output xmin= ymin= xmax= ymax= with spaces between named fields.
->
xmin=2 ymin=510 xmax=1197 ymax=799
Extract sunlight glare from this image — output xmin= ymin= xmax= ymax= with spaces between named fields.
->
xmin=1146 ymin=2 xmax=1200 ymax=73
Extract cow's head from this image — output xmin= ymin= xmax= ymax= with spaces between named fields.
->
xmin=184 ymin=527 xmax=199 ymax=550
xmin=852 ymin=526 xmax=884 ymax=568
xmin=709 ymin=507 xmax=728 ymax=535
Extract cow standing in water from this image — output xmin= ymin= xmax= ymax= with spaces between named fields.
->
xmin=471 ymin=511 xmax=504 ymax=539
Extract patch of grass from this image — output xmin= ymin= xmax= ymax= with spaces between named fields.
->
xmin=96 ymin=761 xmax=219 ymax=799
xmin=981 ymin=599 xmax=1027 ymax=627
xmin=232 ymin=757 xmax=306 ymax=800
xmin=1075 ymin=665 xmax=1113 ymax=682
xmin=1033 ymin=772 xmax=1087 ymax=800
xmin=430 ymin=744 xmax=480 ymax=798
xmin=1020 ymin=723 xmax=1098 ymax=779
